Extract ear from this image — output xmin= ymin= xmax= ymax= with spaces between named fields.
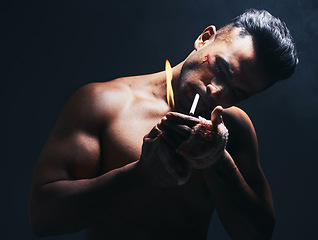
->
xmin=194 ymin=25 xmax=217 ymax=50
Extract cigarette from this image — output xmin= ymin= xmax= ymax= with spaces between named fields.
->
xmin=189 ymin=93 xmax=200 ymax=115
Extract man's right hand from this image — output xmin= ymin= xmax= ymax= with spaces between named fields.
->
xmin=139 ymin=119 xmax=192 ymax=187
xmin=177 ymin=106 xmax=229 ymax=169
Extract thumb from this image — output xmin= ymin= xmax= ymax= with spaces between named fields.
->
xmin=211 ymin=106 xmax=224 ymax=129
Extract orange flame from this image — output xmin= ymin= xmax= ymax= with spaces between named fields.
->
xmin=165 ymin=60 xmax=175 ymax=109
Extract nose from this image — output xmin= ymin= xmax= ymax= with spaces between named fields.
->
xmin=207 ymin=83 xmax=223 ymax=98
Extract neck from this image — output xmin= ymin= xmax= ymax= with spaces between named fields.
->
xmin=169 ymin=60 xmax=185 ymax=112
xmin=170 ymin=52 xmax=196 ymax=113
xmin=130 ymin=59 xmax=186 ymax=113
xmin=145 ymin=60 xmax=185 ymax=110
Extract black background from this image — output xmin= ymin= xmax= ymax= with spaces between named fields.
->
xmin=2 ymin=0 xmax=318 ymax=239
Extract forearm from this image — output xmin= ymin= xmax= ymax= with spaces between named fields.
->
xmin=29 ymin=161 xmax=150 ymax=236
xmin=203 ymin=151 xmax=275 ymax=240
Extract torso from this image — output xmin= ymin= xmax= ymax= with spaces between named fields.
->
xmin=85 ymin=78 xmax=222 ymax=239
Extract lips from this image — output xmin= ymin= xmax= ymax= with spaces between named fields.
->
xmin=186 ymin=81 xmax=219 ymax=112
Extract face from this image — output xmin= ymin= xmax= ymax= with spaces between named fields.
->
xmin=178 ymin=26 xmax=270 ymax=114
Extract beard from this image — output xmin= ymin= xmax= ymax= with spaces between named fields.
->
xmin=177 ymin=63 xmax=199 ymax=114
xmin=176 ymin=54 xmax=216 ymax=116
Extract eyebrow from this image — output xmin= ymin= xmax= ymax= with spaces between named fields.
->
xmin=217 ymin=56 xmax=233 ymax=79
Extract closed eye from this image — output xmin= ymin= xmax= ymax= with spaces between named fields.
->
xmin=215 ymin=58 xmax=226 ymax=79
xmin=215 ymin=56 xmax=233 ymax=80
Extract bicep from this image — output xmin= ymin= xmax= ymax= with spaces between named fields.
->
xmin=34 ymin=131 xmax=101 ymax=185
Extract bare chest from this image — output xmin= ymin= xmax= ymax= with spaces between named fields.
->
xmin=102 ymin=109 xmax=160 ymax=171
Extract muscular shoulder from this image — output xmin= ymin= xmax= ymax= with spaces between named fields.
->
xmin=56 ymin=79 xmax=133 ymax=133
xmin=223 ymin=106 xmax=255 ymax=134
xmin=36 ymin=79 xmax=133 ymax=180
xmin=222 ymin=106 xmax=259 ymax=162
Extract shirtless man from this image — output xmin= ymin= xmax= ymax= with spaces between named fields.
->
xmin=29 ymin=9 xmax=298 ymax=240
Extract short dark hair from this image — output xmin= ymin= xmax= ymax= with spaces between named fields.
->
xmin=230 ymin=9 xmax=298 ymax=83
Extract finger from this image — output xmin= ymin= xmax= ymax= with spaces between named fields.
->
xmin=211 ymin=106 xmax=224 ymax=129
xmin=144 ymin=125 xmax=162 ymax=140
xmin=165 ymin=112 xmax=200 ymax=127
xmin=159 ymin=118 xmax=193 ymax=138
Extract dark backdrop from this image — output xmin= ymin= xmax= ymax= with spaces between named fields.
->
xmin=3 ymin=0 xmax=318 ymax=239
